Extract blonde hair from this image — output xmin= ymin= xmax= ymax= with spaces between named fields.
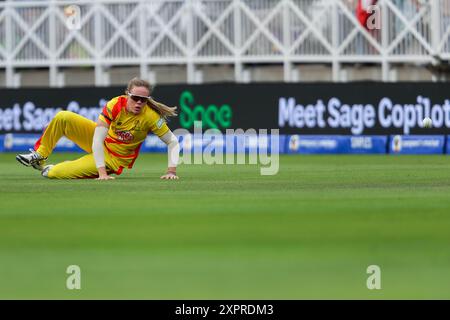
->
xmin=126 ymin=77 xmax=177 ymax=119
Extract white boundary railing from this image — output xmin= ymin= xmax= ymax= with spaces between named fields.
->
xmin=0 ymin=0 xmax=449 ymax=86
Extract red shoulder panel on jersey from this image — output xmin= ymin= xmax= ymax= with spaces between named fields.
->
xmin=101 ymin=106 xmax=112 ymax=124
xmin=111 ymin=97 xmax=126 ymax=120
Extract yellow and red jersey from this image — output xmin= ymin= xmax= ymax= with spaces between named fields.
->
xmin=98 ymin=95 xmax=169 ymax=171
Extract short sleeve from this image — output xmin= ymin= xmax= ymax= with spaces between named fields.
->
xmin=150 ymin=117 xmax=170 ymax=137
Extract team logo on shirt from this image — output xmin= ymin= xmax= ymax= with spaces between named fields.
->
xmin=115 ymin=130 xmax=134 ymax=142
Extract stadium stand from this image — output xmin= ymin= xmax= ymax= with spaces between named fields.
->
xmin=0 ymin=0 xmax=449 ymax=86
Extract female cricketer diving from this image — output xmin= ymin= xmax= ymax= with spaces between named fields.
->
xmin=16 ymin=78 xmax=180 ymax=180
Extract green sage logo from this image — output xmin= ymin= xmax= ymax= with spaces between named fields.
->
xmin=179 ymin=90 xmax=232 ymax=130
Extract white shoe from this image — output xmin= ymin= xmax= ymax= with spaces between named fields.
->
xmin=41 ymin=165 xmax=54 ymax=178
xmin=16 ymin=148 xmax=47 ymax=171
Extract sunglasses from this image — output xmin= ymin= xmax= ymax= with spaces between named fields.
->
xmin=128 ymin=92 xmax=150 ymax=103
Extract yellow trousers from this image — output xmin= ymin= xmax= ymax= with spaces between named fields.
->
xmin=35 ymin=111 xmax=120 ymax=179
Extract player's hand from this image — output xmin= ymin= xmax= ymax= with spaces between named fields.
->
xmin=96 ymin=174 xmax=115 ymax=180
xmin=160 ymin=172 xmax=179 ymax=180
xmin=96 ymin=167 xmax=115 ymax=180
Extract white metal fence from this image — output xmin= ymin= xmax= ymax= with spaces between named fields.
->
xmin=0 ymin=0 xmax=449 ymax=86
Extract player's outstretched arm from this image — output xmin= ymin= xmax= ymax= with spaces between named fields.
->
xmin=93 ymin=120 xmax=115 ymax=180
xmin=159 ymin=130 xmax=180 ymax=180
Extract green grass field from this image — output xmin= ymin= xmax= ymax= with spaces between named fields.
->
xmin=0 ymin=153 xmax=450 ymax=299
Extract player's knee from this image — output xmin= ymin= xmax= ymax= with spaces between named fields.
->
xmin=45 ymin=167 xmax=57 ymax=179
xmin=45 ymin=165 xmax=66 ymax=179
xmin=54 ymin=110 xmax=71 ymax=124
